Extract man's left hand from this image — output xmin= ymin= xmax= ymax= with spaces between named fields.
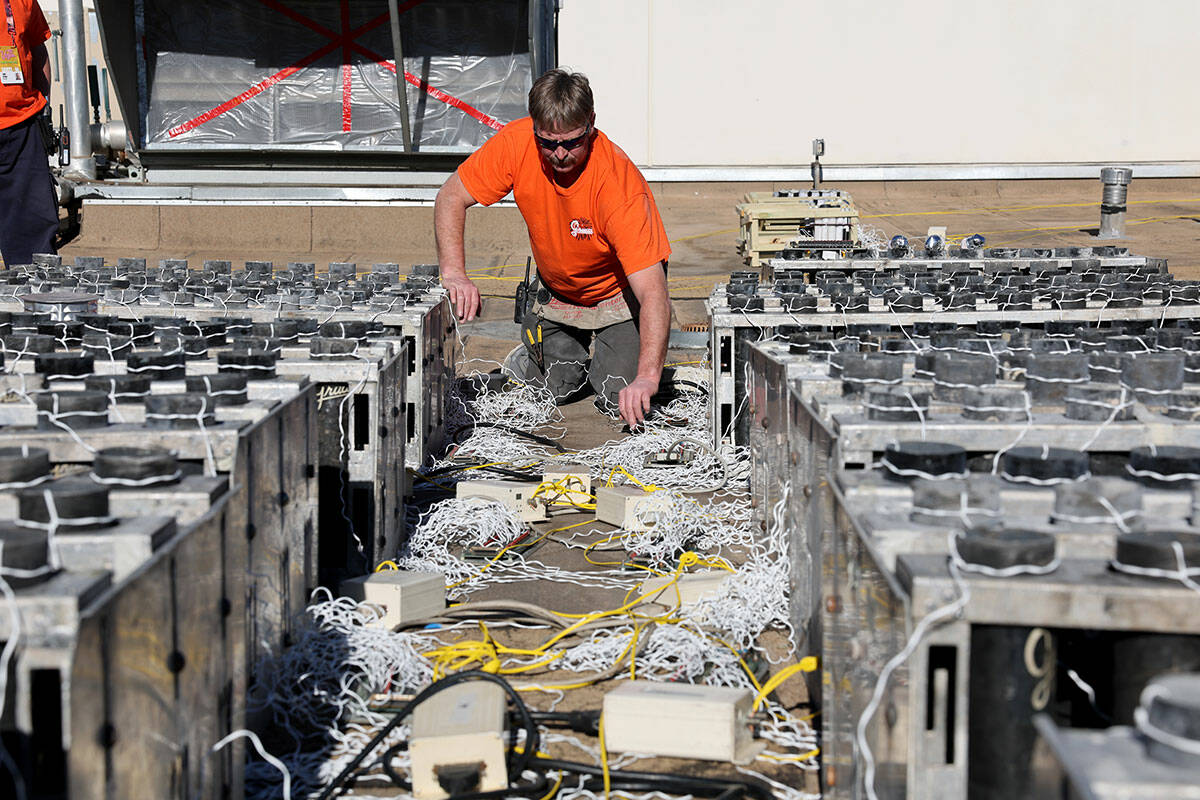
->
xmin=618 ymin=377 xmax=657 ymax=429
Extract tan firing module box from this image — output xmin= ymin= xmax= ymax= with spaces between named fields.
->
xmin=602 ymin=680 xmax=765 ymax=764
xmin=455 ymin=479 xmax=548 ymax=522
xmin=639 ymin=570 xmax=729 ymax=617
xmin=410 ymin=681 xmax=508 ymax=799
xmin=594 ymin=484 xmax=672 ymax=531
xmin=339 ymin=570 xmax=444 ymax=630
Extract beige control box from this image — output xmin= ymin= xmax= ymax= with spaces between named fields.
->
xmin=410 ymin=681 xmax=508 ymax=799
xmin=594 ymin=484 xmax=672 ymax=531
xmin=339 ymin=570 xmax=444 ymax=630
xmin=602 ymin=680 xmax=764 ymax=764
xmin=455 ymin=479 xmax=548 ymax=522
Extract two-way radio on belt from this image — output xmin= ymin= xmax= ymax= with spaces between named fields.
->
xmin=513 ymin=255 xmax=534 ymax=323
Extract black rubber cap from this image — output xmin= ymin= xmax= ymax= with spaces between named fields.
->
xmin=1044 ymin=320 xmax=1076 ymax=337
xmin=81 ymin=333 xmax=133 ymax=359
xmin=163 ymin=335 xmax=209 ymax=360
xmin=4 ymin=333 xmax=56 ymax=354
xmin=229 ymin=336 xmax=282 ymax=354
xmin=1001 ymin=447 xmax=1089 ymax=482
xmin=294 ymin=318 xmax=321 ymax=335
xmin=76 ymin=313 xmax=116 ymax=330
xmin=145 ymin=315 xmax=185 ymax=331
xmin=1066 ymin=383 xmax=1135 ymax=422
xmin=144 ymin=394 xmax=217 ymax=429
xmin=866 ymin=387 xmax=930 ymax=422
xmin=222 ymin=317 xmax=254 ymax=334
xmin=882 ymin=441 xmax=967 ymax=480
xmin=84 ymin=374 xmax=152 ymax=398
xmin=217 ymin=351 xmax=277 ymax=380
xmin=34 ymin=352 xmax=94 ymax=378
xmin=1127 ymin=446 xmax=1200 ymax=483
xmin=318 ymin=320 xmax=369 ymax=339
xmin=1122 ymin=353 xmax=1186 ymax=392
xmin=782 ymin=293 xmax=817 ymax=312
xmin=34 ymin=391 xmax=109 ymax=430
xmin=955 ymin=527 xmax=1057 ymax=569
xmin=0 ymin=527 xmax=51 ymax=574
xmin=185 ymin=374 xmax=249 ymax=406
xmin=18 ymin=477 xmax=111 ymax=530
xmin=1115 ymin=531 xmax=1200 ymax=571
xmin=126 ymin=350 xmax=187 ymax=380
xmin=106 ymin=321 xmax=154 ymax=340
xmin=1143 ymin=673 xmax=1200 ymax=756
xmin=840 ymin=353 xmax=904 ymax=381
xmin=310 ymin=337 xmax=358 ymax=357
xmin=961 ymin=387 xmax=1027 ymax=421
xmin=38 ymin=321 xmax=83 ymax=341
xmin=93 ymin=447 xmax=179 ymax=483
xmin=251 ymin=320 xmax=300 ymax=340
xmin=0 ymin=446 xmax=51 ymax=484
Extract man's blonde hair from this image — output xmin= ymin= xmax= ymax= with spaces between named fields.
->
xmin=528 ymin=69 xmax=593 ymax=131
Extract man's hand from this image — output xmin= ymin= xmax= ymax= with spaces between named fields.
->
xmin=618 ymin=376 xmax=658 ymax=429
xmin=617 ymin=263 xmax=671 ymax=430
xmin=443 ymin=275 xmax=481 ymax=321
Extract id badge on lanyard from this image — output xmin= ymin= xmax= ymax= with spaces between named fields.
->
xmin=0 ymin=0 xmax=24 ymax=86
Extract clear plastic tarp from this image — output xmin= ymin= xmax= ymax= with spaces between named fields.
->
xmin=143 ymin=0 xmax=531 ymax=150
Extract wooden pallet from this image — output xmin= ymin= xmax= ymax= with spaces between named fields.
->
xmin=736 ymin=190 xmax=861 ymax=267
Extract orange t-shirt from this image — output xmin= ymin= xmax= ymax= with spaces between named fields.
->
xmin=457 ymin=117 xmax=671 ymax=306
xmin=0 ymin=0 xmax=50 ymax=129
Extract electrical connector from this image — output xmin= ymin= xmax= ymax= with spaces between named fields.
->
xmin=461 ymin=526 xmax=543 ymax=562
xmin=455 ymin=479 xmax=548 ymax=522
xmin=602 ymin=681 xmax=765 ymax=764
xmin=643 ymin=448 xmax=696 ymax=468
xmin=339 ymin=570 xmax=445 ymax=629
xmin=540 ymin=461 xmax=593 ymax=506
xmin=410 ymin=681 xmax=508 ymax=799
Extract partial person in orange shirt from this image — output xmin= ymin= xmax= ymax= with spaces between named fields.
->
xmin=0 ymin=0 xmax=57 ymax=267
xmin=434 ymin=69 xmax=672 ymax=429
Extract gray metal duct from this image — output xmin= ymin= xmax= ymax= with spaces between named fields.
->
xmin=59 ymin=0 xmax=95 ymax=178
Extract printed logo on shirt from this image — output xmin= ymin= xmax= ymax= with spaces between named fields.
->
xmin=569 ymin=218 xmax=594 ymax=240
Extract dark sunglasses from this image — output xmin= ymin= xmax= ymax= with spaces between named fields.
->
xmin=533 ymin=124 xmax=591 ymax=152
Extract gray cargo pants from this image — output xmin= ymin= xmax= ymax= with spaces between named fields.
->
xmin=505 ymin=288 xmax=641 ymax=413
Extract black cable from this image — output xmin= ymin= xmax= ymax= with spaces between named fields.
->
xmin=535 ymin=757 xmax=773 ymax=799
xmin=583 ymin=778 xmax=750 ymax=798
xmin=527 ymin=709 xmax=601 ymax=737
xmin=449 ymin=421 xmax=566 ymax=453
xmin=316 ymin=671 xmax=541 ymax=800
xmin=473 ymin=465 xmax=545 ymax=481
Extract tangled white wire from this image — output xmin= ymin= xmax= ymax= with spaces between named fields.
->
xmin=618 ymin=491 xmax=753 ymax=569
xmin=687 ymin=486 xmax=797 ymax=652
xmin=395 ymin=496 xmax=530 ymax=596
xmin=244 ymin=592 xmax=433 ymax=799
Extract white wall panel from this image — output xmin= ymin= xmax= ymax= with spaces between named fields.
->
xmin=558 ymin=0 xmax=1200 ymax=169
xmin=558 ymin=0 xmax=651 ymax=165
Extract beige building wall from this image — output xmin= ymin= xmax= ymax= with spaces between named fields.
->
xmin=559 ymin=0 xmax=1200 ymax=169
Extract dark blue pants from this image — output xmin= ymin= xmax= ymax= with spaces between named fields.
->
xmin=0 ymin=115 xmax=58 ymax=267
